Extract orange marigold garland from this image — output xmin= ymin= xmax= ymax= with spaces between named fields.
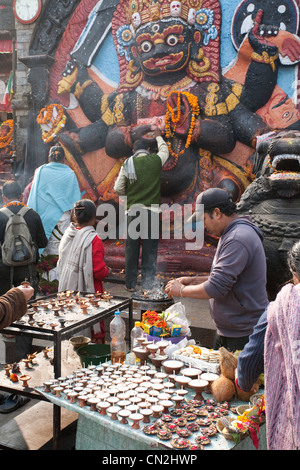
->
xmin=37 ymin=103 xmax=67 ymax=143
xmin=165 ymin=91 xmax=200 ymax=158
xmin=0 ymin=119 xmax=13 ymax=149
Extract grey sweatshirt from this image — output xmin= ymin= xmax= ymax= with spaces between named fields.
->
xmin=203 ymin=216 xmax=269 ymax=338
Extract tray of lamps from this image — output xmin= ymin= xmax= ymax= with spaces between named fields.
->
xmin=173 ymin=345 xmax=220 ymax=374
xmin=13 ymin=290 xmax=116 ymax=331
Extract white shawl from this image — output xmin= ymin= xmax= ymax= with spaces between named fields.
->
xmin=57 ymin=223 xmax=96 ymax=293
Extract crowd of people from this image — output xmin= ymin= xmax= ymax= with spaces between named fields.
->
xmin=0 ymin=135 xmax=299 ymax=450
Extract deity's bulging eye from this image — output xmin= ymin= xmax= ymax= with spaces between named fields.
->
xmin=140 ymin=40 xmax=153 ymax=53
xmin=166 ymin=34 xmax=179 ymax=46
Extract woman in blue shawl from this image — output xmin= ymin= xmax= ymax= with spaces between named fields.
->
xmin=27 ymin=144 xmax=81 ymax=293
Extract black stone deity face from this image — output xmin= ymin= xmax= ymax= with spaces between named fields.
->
xmin=133 ymin=19 xmax=194 ymax=82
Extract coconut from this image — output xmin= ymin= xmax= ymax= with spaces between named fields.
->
xmin=219 ymin=347 xmax=238 ymax=380
xmin=211 ymin=374 xmax=235 ymax=402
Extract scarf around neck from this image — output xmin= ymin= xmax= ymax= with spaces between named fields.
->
xmin=124 ymin=149 xmax=150 ymax=183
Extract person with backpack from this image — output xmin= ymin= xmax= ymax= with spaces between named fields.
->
xmin=0 ymin=180 xmax=48 ymax=295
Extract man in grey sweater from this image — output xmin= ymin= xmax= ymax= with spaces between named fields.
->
xmin=165 ymin=188 xmax=269 ymax=351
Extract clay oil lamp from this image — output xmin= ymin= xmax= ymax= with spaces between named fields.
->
xmin=137 ymin=392 xmax=148 ymax=402
xmin=140 ymin=407 xmax=153 ymax=423
xmin=20 ymin=375 xmax=31 ymax=387
xmin=97 ymin=401 xmax=110 ymax=415
xmin=66 ymin=301 xmax=74 ymax=311
xmin=37 ymin=320 xmax=46 ymax=327
xmin=107 ymin=396 xmax=120 ymax=406
xmin=172 ymin=393 xmax=184 ymax=408
xmin=146 ymin=342 xmax=160 ymax=355
xmin=159 ymin=399 xmax=174 ymax=413
xmin=181 ymin=367 xmax=201 ymax=381
xmin=155 ymin=371 xmax=168 ymax=380
xmin=129 ymin=411 xmax=143 ymax=429
xmin=26 ymin=310 xmax=35 ymax=322
xmin=102 ymin=292 xmax=113 ymax=302
xmin=164 ymin=381 xmax=175 ymax=392
xmin=43 ymin=347 xmax=51 ymax=359
xmin=132 ymin=347 xmax=150 ymax=365
xmin=53 ymin=386 xmax=64 ymax=398
xmin=176 ymin=387 xmax=188 ymax=398
xmin=4 ymin=364 xmax=11 ymax=376
xmin=31 ymin=303 xmax=39 ymax=312
xmin=147 ymin=396 xmax=158 ymax=406
xmin=43 ymin=381 xmax=53 ymax=393
xmin=68 ymin=391 xmax=79 ymax=404
xmin=78 ymin=395 xmax=87 ymax=408
xmin=156 ymin=340 xmax=169 ymax=355
xmin=157 ymin=392 xmax=171 ymax=401
xmin=80 ymin=303 xmax=88 ymax=314
xmin=151 ymin=403 xmax=164 ymax=418
xmin=200 ymin=372 xmax=219 ymax=394
xmin=150 ymin=354 xmax=168 ymax=371
xmin=118 ymin=399 xmax=131 ymax=409
xmin=136 ymin=336 xmax=147 ymax=348
xmin=52 ymin=307 xmax=60 ymax=317
xmin=50 ymin=323 xmax=58 ymax=330
xmin=189 ymin=378 xmax=209 ymax=401
xmin=95 ymin=365 xmax=104 ymax=377
xmin=151 ymin=383 xmax=165 ymax=394
xmin=22 ymin=358 xmax=31 ymax=369
xmin=108 ymin=405 xmax=121 ymax=420
xmin=118 ymin=408 xmax=132 ymax=424
xmin=162 ymin=359 xmax=184 ymax=375
xmin=129 ymin=395 xmax=142 ymax=406
xmin=175 ymin=375 xmax=191 ymax=389
xmin=21 ymin=280 xmax=31 ymax=287
xmin=87 ymin=396 xmax=100 ymax=412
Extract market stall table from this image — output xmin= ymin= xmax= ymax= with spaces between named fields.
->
xmin=37 ymin=365 xmax=266 ymax=451
xmin=0 ymin=292 xmax=132 ymax=449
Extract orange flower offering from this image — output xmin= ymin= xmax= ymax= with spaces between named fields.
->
xmin=0 ymin=119 xmax=13 ymax=149
xmin=165 ymin=91 xmax=200 ymax=159
xmin=37 ymin=103 xmax=67 ymax=143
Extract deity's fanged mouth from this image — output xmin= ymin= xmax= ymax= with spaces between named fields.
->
xmin=269 ymin=154 xmax=300 ymax=180
xmin=144 ymin=52 xmax=184 ymax=70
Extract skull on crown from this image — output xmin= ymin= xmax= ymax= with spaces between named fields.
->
xmin=170 ymin=1 xmax=182 ymax=17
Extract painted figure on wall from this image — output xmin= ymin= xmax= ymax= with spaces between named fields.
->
xmin=40 ymin=0 xmax=300 ymax=212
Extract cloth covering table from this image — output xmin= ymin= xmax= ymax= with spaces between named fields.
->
xmin=37 ymin=387 xmax=266 ymax=451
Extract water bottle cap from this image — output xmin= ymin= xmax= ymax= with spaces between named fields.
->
xmin=114 ymin=310 xmax=121 ymax=315
xmin=135 ymin=321 xmax=141 ymax=327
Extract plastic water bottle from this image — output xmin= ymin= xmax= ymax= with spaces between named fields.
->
xmin=110 ymin=310 xmax=127 ymax=364
xmin=130 ymin=321 xmax=144 ymax=349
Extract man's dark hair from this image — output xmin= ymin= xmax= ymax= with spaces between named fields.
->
xmin=133 ymin=138 xmax=149 ymax=152
xmin=2 ymin=180 xmax=22 ymax=200
xmin=206 ymin=201 xmax=237 ymax=217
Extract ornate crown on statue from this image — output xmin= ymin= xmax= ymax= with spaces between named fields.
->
xmin=112 ymin=0 xmax=221 ymax=90
xmin=125 ymin=0 xmax=203 ymax=28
